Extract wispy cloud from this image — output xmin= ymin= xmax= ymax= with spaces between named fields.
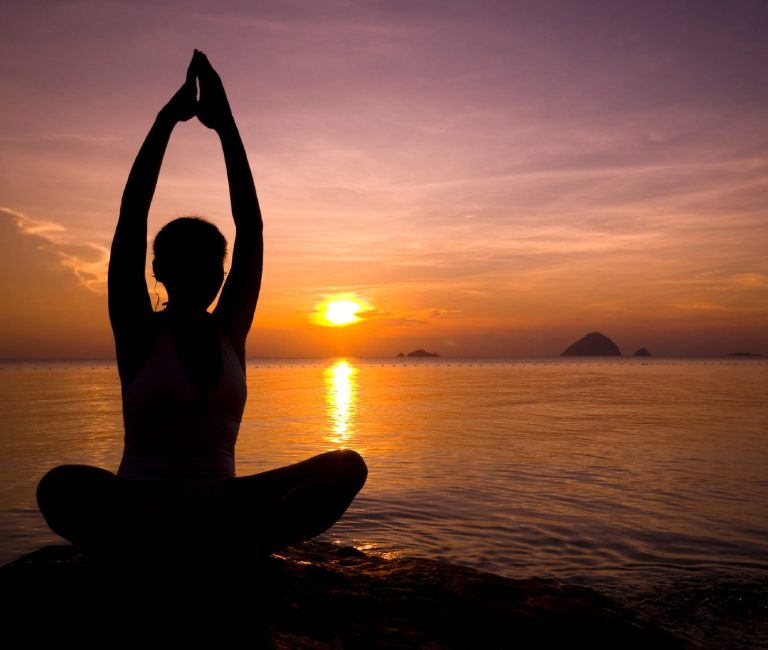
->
xmin=1 ymin=207 xmax=109 ymax=292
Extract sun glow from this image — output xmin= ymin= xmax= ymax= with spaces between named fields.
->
xmin=312 ymin=293 xmax=373 ymax=327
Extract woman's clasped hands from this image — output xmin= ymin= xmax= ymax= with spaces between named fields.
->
xmin=160 ymin=49 xmax=234 ymax=133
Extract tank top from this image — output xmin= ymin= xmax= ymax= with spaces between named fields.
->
xmin=117 ymin=321 xmax=247 ymax=481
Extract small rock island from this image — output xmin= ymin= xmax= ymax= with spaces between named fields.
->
xmin=634 ymin=348 xmax=652 ymax=357
xmin=397 ymin=349 xmax=440 ymax=358
xmin=561 ymin=332 xmax=621 ymax=356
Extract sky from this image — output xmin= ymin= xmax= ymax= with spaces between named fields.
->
xmin=1 ymin=0 xmax=767 ymax=358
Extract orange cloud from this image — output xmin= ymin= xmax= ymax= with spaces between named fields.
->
xmin=2 ymin=207 xmax=109 ymax=293
xmin=0 ymin=209 xmax=111 ymax=358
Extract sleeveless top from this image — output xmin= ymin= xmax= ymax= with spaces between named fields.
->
xmin=117 ymin=322 xmax=247 ymax=482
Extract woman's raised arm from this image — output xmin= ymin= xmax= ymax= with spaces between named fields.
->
xmin=109 ymin=57 xmax=197 ymax=389
xmin=196 ymin=51 xmax=264 ymax=367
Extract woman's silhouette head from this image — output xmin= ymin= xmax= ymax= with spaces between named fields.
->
xmin=152 ymin=217 xmax=227 ymax=312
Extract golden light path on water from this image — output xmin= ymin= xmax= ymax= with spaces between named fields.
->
xmin=323 ymin=359 xmax=358 ymax=447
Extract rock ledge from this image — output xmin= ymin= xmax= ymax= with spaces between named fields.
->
xmin=0 ymin=541 xmax=683 ymax=648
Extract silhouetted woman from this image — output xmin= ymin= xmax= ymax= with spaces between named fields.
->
xmin=36 ymin=51 xmax=367 ymax=558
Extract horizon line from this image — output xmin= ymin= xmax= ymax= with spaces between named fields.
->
xmin=0 ymin=354 xmax=764 ymax=363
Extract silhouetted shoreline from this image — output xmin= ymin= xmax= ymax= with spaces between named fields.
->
xmin=0 ymin=541 xmax=683 ymax=648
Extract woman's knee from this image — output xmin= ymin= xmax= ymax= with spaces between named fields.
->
xmin=330 ymin=449 xmax=368 ymax=491
xmin=38 ymin=465 xmax=81 ymax=506
xmin=37 ymin=465 xmax=116 ymax=513
xmin=37 ymin=465 xmax=119 ymax=545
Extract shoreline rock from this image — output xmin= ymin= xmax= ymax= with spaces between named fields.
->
xmin=0 ymin=540 xmax=684 ymax=647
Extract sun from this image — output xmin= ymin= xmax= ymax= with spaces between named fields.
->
xmin=312 ymin=293 xmax=373 ymax=327
xmin=325 ymin=300 xmax=362 ymax=325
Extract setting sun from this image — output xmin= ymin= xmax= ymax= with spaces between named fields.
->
xmin=311 ymin=293 xmax=373 ymax=327
xmin=325 ymin=300 xmax=362 ymax=325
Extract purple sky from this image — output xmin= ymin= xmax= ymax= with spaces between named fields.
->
xmin=1 ymin=0 xmax=767 ymax=357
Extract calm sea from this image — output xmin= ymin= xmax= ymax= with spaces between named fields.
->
xmin=1 ymin=358 xmax=767 ymax=646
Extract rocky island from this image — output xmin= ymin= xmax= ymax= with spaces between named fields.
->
xmin=634 ymin=348 xmax=652 ymax=357
xmin=0 ymin=541 xmax=683 ymax=647
xmin=397 ymin=349 xmax=440 ymax=358
xmin=561 ymin=332 xmax=622 ymax=356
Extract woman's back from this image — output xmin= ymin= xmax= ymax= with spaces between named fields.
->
xmin=118 ymin=315 xmax=247 ymax=481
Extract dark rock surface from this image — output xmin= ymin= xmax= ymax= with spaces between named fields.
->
xmin=634 ymin=348 xmax=652 ymax=356
xmin=561 ymin=332 xmax=622 ymax=357
xmin=0 ymin=541 xmax=685 ymax=648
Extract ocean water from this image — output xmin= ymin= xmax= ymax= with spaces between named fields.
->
xmin=1 ymin=358 xmax=767 ymax=646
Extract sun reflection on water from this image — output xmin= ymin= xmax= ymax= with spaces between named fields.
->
xmin=324 ymin=359 xmax=358 ymax=447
